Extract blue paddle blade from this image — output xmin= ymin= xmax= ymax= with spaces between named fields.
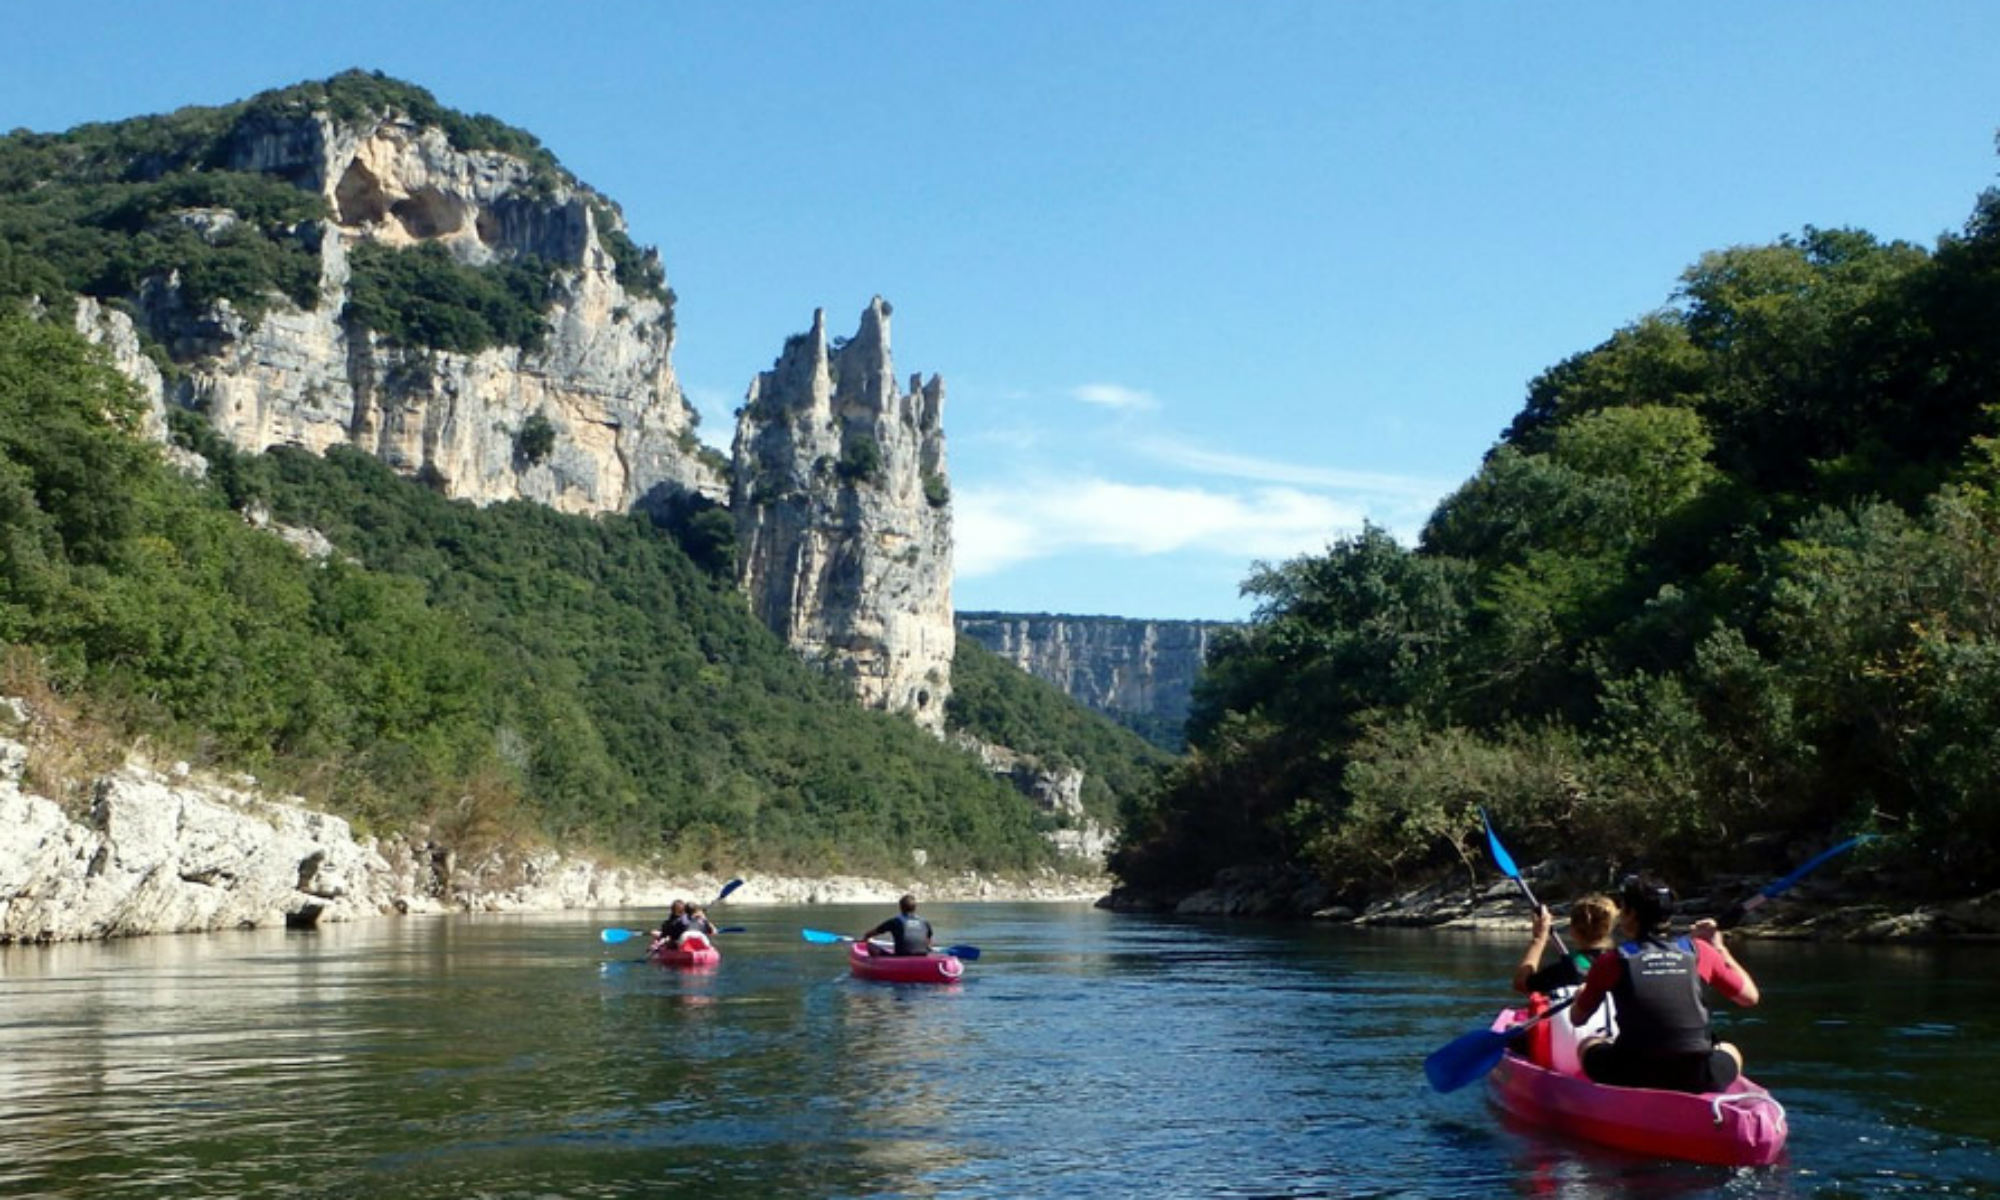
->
xmin=1424 ymin=1026 xmax=1515 ymax=1093
xmin=715 ymin=878 xmax=745 ymax=904
xmin=600 ymin=928 xmax=645 ymax=945
xmin=1479 ymin=806 xmax=1522 ymax=880
xmin=801 ymin=928 xmax=850 ymax=944
xmin=716 ymin=926 xmax=747 ymax=935
xmin=943 ymin=944 xmax=981 ymax=961
xmin=1759 ymin=834 xmax=1875 ymax=900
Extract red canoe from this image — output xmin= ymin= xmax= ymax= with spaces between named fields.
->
xmin=648 ymin=931 xmax=720 ymax=968
xmin=1486 ymin=1009 xmax=1788 ymax=1166
xmin=848 ymin=940 xmax=964 ymax=983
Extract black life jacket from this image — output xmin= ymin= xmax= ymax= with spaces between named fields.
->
xmin=1610 ymin=935 xmax=1711 ymax=1055
xmin=888 ymin=913 xmax=932 ymax=956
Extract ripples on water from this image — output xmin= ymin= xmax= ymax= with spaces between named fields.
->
xmin=2 ymin=906 xmax=1997 ymax=1198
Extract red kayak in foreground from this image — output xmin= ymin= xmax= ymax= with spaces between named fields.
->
xmin=1486 ymin=1009 xmax=1788 ymax=1166
xmin=648 ymin=931 xmax=720 ymax=969
xmin=848 ymin=941 xmax=964 ymax=983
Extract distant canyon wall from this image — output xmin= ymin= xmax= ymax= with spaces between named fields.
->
xmin=955 ymin=613 xmax=1230 ymax=737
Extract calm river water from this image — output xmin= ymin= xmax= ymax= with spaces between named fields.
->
xmin=2 ymin=903 xmax=1997 ymax=1198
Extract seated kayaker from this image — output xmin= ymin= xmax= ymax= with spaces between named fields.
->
xmin=1513 ymin=893 xmax=1619 ymax=997
xmin=654 ymin=899 xmax=689 ymax=948
xmin=859 ymin=893 xmax=933 ymax=956
xmin=1572 ymin=875 xmax=1761 ymax=1094
xmin=682 ymin=904 xmax=717 ymax=945
xmin=1514 ymin=893 xmax=1620 ymax=1074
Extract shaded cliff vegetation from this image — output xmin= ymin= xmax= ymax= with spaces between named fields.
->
xmin=0 ymin=70 xmax=635 ymax=353
xmin=1115 ymin=173 xmax=2000 ymax=904
xmin=0 ymin=310 xmax=1075 ymax=875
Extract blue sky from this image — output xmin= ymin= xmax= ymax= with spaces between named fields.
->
xmin=7 ymin=3 xmax=2000 ymax=620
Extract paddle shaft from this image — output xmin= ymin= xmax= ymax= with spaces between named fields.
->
xmin=1512 ymin=877 xmax=1570 ymax=958
xmin=1481 ymin=808 xmax=1568 ymax=956
xmin=1719 ymin=835 xmax=1874 ymax=928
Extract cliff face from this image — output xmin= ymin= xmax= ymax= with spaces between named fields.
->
xmin=732 ymin=300 xmax=955 ymax=730
xmin=115 ymin=107 xmax=722 ymax=513
xmin=955 ymin=613 xmax=1225 ymax=733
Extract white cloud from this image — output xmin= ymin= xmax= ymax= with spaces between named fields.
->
xmin=1071 ymin=383 xmax=1159 ymax=412
xmin=954 ymin=477 xmax=1366 ymax=578
xmin=1135 ymin=435 xmax=1449 ymax=501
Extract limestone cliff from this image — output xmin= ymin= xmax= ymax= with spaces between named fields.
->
xmin=102 ymin=95 xmax=722 ymax=513
xmin=955 ymin=613 xmax=1228 ymax=739
xmin=732 ymin=300 xmax=955 ymax=730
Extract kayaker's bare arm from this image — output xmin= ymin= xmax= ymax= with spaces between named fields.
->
xmin=1512 ymin=905 xmax=1554 ymax=994
xmin=1571 ymin=953 xmax=1618 ymax=1023
xmin=1692 ymin=919 xmax=1760 ymax=1006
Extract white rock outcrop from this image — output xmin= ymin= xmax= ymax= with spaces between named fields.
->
xmin=951 ymin=734 xmax=1115 ymax=866
xmin=117 ymin=105 xmax=722 ymax=515
xmin=731 ymin=299 xmax=955 ymax=729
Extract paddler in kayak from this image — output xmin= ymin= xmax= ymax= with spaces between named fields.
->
xmin=1512 ymin=893 xmax=1620 ymax=1073
xmin=683 ymin=904 xmax=717 ymax=943
xmin=1513 ymin=893 xmax=1619 ymax=996
xmin=1572 ymin=875 xmax=1762 ymax=1093
xmin=654 ymin=899 xmax=689 ymax=948
xmin=859 ymin=893 xmax=934 ymax=956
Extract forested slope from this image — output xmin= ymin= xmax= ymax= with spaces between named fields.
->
xmin=1115 ymin=175 xmax=2000 ymax=904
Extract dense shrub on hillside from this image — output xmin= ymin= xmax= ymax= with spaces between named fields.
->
xmin=344 ymin=242 xmax=553 ymax=355
xmin=1117 ymin=187 xmax=2000 ymax=900
xmin=0 ymin=120 xmax=328 ymax=318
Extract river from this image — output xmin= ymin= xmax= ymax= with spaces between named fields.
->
xmin=2 ymin=903 xmax=1996 ymax=1198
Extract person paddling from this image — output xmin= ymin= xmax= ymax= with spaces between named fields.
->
xmin=683 ymin=904 xmax=717 ymax=944
xmin=1513 ymin=894 xmax=1619 ymax=997
xmin=655 ymin=899 xmax=689 ymax=948
xmin=859 ymin=893 xmax=933 ymax=957
xmin=1572 ymin=875 xmax=1761 ymax=1093
xmin=1513 ymin=893 xmax=1621 ymax=1074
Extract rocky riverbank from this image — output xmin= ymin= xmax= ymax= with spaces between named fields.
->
xmin=0 ymin=705 xmax=1104 ymax=946
xmin=1098 ymin=863 xmax=2000 ymax=943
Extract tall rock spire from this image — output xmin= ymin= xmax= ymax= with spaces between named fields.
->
xmin=731 ymin=297 xmax=954 ymax=730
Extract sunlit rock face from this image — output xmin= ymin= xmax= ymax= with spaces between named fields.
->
xmin=123 ymin=105 xmax=723 ymax=512
xmin=731 ymin=299 xmax=955 ymax=730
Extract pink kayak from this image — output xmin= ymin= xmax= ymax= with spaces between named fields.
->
xmin=848 ymin=941 xmax=964 ymax=983
xmin=1486 ymin=1010 xmax=1788 ymax=1166
xmin=648 ymin=931 xmax=720 ymax=969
